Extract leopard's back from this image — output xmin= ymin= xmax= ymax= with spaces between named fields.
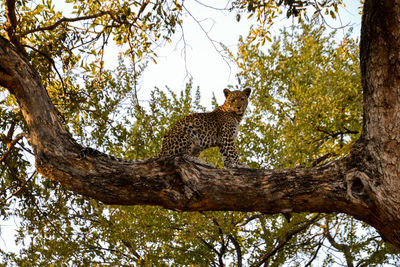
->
xmin=160 ymin=112 xmax=222 ymax=157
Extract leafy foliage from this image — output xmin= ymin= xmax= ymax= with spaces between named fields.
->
xmin=233 ymin=21 xmax=398 ymax=265
xmin=236 ymin=21 xmax=362 ymax=168
xmin=1 ymin=0 xmax=399 ymax=265
xmin=231 ymin=0 xmax=345 ymax=45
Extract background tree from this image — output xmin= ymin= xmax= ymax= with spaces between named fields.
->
xmin=1 ymin=0 xmax=400 ymax=265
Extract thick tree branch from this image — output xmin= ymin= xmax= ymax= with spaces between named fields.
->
xmin=0 ymin=32 xmax=393 ymax=246
xmin=4 ymin=0 xmax=17 ymax=41
xmin=4 ymin=0 xmax=26 ymax=54
xmin=0 ymin=71 xmax=15 ymax=89
xmin=1 ymin=0 xmax=400 ymax=251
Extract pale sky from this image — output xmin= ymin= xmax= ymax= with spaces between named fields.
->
xmin=138 ymin=1 xmax=362 ymax=106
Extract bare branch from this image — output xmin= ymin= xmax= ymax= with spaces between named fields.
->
xmin=228 ymin=234 xmax=243 ymax=267
xmin=193 ymin=0 xmax=231 ymax=11
xmin=311 ymin=153 xmax=335 ymax=167
xmin=4 ymin=120 xmax=16 ymax=143
xmin=23 ymin=44 xmax=67 ymax=95
xmin=0 ymin=171 xmax=35 ymax=206
xmin=18 ymin=0 xmax=150 ymax=38
xmin=4 ymin=0 xmax=22 ymax=53
xmin=0 ymin=132 xmax=27 ymax=163
xmin=324 ymin=220 xmax=355 ymax=267
xmin=4 ymin=0 xmax=17 ymax=33
xmin=121 ymin=240 xmax=142 ymax=260
xmin=182 ymin=4 xmax=232 ymax=73
xmin=137 ymin=0 xmax=150 ymax=18
xmin=198 ymin=236 xmax=220 ymax=255
xmin=18 ymin=11 xmax=112 ymax=37
xmin=178 ymin=23 xmax=192 ymax=81
xmin=304 ymin=239 xmax=323 ymax=267
xmin=312 ymin=0 xmax=351 ymax=30
xmin=252 ymin=214 xmax=321 ymax=267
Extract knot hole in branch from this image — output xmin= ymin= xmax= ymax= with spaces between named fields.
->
xmin=346 ymin=170 xmax=373 ymax=207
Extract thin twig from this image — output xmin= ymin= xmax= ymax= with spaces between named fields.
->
xmin=0 ymin=132 xmax=26 ymax=163
xmin=178 ymin=23 xmax=192 ymax=81
xmin=312 ymin=0 xmax=350 ymax=30
xmin=23 ymin=44 xmax=67 ymax=95
xmin=304 ymin=238 xmax=324 ymax=267
xmin=252 ymin=214 xmax=321 ymax=267
xmin=182 ymin=4 xmax=232 ymax=74
xmin=324 ymin=220 xmax=355 ymax=267
xmin=18 ymin=11 xmax=113 ymax=37
xmin=0 ymin=171 xmax=36 ymax=206
xmin=193 ymin=0 xmax=230 ymax=11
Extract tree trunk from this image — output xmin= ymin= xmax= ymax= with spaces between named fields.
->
xmin=0 ymin=0 xmax=400 ymax=249
xmin=354 ymin=0 xmax=400 ymax=247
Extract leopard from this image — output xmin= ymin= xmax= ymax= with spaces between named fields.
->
xmin=159 ymin=88 xmax=251 ymax=168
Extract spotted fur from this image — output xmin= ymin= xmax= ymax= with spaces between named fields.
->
xmin=159 ymin=88 xmax=251 ymax=168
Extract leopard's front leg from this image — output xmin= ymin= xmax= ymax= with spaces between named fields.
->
xmin=219 ymin=138 xmax=248 ymax=168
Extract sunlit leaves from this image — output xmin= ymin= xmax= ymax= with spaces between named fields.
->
xmin=230 ymin=19 xmax=399 ymax=265
xmin=1 ymin=0 xmax=398 ymax=265
xmin=237 ymin=21 xmax=362 ymax=168
xmin=0 ymin=0 xmax=185 ymax=130
xmin=231 ymin=0 xmax=345 ymax=47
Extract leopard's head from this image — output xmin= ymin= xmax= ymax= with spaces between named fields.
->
xmin=222 ymin=88 xmax=251 ymax=115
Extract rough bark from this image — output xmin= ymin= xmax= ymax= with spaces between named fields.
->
xmin=355 ymin=0 xmax=400 ymax=247
xmin=0 ymin=0 xmax=400 ymax=249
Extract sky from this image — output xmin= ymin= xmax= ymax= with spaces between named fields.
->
xmin=137 ymin=0 xmax=362 ymax=106
xmin=0 ymin=0 xmax=363 ymax=257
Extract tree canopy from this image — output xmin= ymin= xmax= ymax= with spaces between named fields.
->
xmin=1 ymin=0 xmax=400 ymax=265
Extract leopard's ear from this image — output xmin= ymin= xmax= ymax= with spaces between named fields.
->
xmin=243 ymin=88 xmax=251 ymax=97
xmin=223 ymin=88 xmax=231 ymax=98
